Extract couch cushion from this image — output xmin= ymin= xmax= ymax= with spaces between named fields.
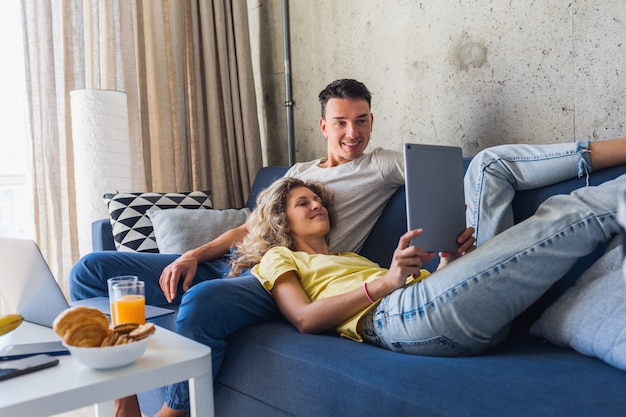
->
xmin=215 ymin=321 xmax=626 ymax=417
xmin=103 ymin=190 xmax=212 ymax=252
xmin=147 ymin=208 xmax=251 ymax=254
xmin=245 ymin=167 xmax=288 ymax=209
xmin=530 ymin=238 xmax=626 ymax=370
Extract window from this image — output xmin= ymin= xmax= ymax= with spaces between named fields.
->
xmin=0 ymin=0 xmax=33 ymax=239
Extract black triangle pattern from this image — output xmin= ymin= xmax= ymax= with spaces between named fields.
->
xmin=103 ymin=190 xmax=212 ymax=253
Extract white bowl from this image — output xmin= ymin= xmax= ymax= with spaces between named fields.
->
xmin=63 ymin=336 xmax=151 ymax=370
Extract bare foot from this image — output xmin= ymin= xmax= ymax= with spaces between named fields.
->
xmin=115 ymin=395 xmax=142 ymax=417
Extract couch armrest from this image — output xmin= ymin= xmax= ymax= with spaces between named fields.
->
xmin=92 ymin=219 xmax=116 ymax=251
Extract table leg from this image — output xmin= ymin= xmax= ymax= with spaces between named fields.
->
xmin=188 ymin=371 xmax=214 ymax=417
xmin=95 ymin=400 xmax=115 ymax=416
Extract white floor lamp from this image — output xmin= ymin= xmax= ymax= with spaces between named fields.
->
xmin=70 ymin=89 xmax=133 ymax=256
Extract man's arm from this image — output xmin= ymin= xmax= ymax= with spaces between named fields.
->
xmin=159 ymin=223 xmax=248 ymax=302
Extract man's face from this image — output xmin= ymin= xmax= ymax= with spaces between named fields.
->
xmin=319 ymin=98 xmax=373 ymax=166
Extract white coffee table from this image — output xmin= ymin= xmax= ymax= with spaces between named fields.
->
xmin=0 ymin=321 xmax=213 ymax=417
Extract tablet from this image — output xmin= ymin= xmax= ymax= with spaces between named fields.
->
xmin=403 ymin=143 xmax=466 ymax=252
xmin=0 ymin=341 xmax=69 ymax=361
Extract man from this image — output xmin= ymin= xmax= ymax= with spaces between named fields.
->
xmin=74 ymin=80 xmax=469 ymax=379
xmin=71 ymin=79 xmax=626 ymax=417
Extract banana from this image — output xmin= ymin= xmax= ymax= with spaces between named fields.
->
xmin=0 ymin=314 xmax=24 ymax=336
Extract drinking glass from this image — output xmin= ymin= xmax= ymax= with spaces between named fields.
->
xmin=110 ymin=280 xmax=145 ymax=326
xmin=107 ymin=276 xmax=138 ymax=324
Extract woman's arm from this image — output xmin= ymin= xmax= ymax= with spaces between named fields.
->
xmin=271 ymin=271 xmax=379 ymax=334
xmin=271 ymin=229 xmax=428 ymax=334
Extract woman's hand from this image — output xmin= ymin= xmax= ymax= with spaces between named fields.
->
xmin=384 ymin=229 xmax=435 ymax=290
xmin=437 ymin=226 xmax=476 ymax=270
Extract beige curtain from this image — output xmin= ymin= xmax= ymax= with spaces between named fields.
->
xmin=21 ymin=0 xmax=262 ymax=293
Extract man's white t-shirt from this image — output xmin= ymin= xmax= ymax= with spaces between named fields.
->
xmin=285 ymin=148 xmax=404 ymax=254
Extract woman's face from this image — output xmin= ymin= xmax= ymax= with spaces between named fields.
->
xmin=284 ymin=186 xmax=330 ymax=241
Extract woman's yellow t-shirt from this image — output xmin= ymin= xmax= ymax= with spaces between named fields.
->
xmin=251 ymin=246 xmax=430 ymax=342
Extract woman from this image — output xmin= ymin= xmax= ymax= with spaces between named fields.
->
xmin=237 ymin=176 xmax=622 ymax=356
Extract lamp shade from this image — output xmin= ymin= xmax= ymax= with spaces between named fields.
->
xmin=71 ymin=89 xmax=133 ymax=256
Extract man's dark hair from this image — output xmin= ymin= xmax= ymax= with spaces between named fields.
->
xmin=318 ymin=79 xmax=372 ymax=119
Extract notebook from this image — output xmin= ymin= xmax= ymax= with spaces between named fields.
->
xmin=0 ymin=238 xmax=174 ymax=329
xmin=403 ymin=143 xmax=466 ymax=252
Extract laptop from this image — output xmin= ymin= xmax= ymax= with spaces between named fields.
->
xmin=0 ymin=238 xmax=70 ymax=327
xmin=403 ymin=143 xmax=466 ymax=252
xmin=0 ymin=238 xmax=174 ymax=328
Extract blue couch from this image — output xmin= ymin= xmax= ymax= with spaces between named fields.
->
xmin=92 ymin=160 xmax=626 ymax=417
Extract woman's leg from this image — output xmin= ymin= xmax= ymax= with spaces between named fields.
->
xmin=161 ymin=273 xmax=283 ymax=412
xmin=364 ymin=174 xmax=625 ymax=356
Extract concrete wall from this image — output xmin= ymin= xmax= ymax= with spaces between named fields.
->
xmin=248 ymin=0 xmax=626 ymax=166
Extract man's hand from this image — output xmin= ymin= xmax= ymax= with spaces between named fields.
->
xmin=157 ymin=222 xmax=249 ymax=303
xmin=159 ymin=254 xmax=199 ymax=303
xmin=437 ymin=226 xmax=476 ymax=270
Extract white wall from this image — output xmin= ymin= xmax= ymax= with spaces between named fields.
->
xmin=248 ymin=0 xmax=626 ymax=165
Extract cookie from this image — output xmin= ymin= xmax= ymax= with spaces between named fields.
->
xmin=113 ymin=322 xmax=140 ymax=334
xmin=100 ymin=330 xmax=119 ymax=347
xmin=128 ymin=322 xmax=156 ymax=341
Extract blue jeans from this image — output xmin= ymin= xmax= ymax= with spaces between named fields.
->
xmin=68 ymin=253 xmax=282 ymax=411
xmin=69 ymin=252 xmax=230 ymax=306
xmin=363 ymin=168 xmax=625 ymax=356
xmin=164 ymin=274 xmax=283 ymax=410
xmin=464 ymin=141 xmax=592 ymax=245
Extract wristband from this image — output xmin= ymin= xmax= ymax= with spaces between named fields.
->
xmin=363 ymin=282 xmax=375 ymax=304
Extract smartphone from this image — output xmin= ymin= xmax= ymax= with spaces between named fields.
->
xmin=0 ymin=354 xmax=59 ymax=381
xmin=0 ymin=341 xmax=69 ymax=360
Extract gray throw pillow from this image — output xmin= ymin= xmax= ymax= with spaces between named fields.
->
xmin=147 ymin=208 xmax=252 ymax=254
xmin=529 ymin=241 xmax=626 ymax=370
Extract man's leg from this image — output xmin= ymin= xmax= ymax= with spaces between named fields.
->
xmin=465 ymin=137 xmax=626 ymax=246
xmin=465 ymin=141 xmax=590 ymax=246
xmin=161 ymin=273 xmax=282 ymax=412
xmin=68 ymin=251 xmax=230 ymax=306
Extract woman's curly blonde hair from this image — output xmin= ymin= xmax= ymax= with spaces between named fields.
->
xmin=229 ymin=177 xmax=336 ymax=276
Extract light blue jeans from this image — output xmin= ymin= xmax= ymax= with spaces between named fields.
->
xmin=363 ymin=142 xmax=625 ymax=356
xmin=464 ymin=141 xmax=593 ymax=245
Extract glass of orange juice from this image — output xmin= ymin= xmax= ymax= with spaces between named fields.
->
xmin=110 ymin=280 xmax=145 ymax=326
xmin=107 ymin=276 xmax=139 ymax=324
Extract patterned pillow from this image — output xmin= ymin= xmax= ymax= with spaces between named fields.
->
xmin=103 ymin=190 xmax=212 ymax=252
